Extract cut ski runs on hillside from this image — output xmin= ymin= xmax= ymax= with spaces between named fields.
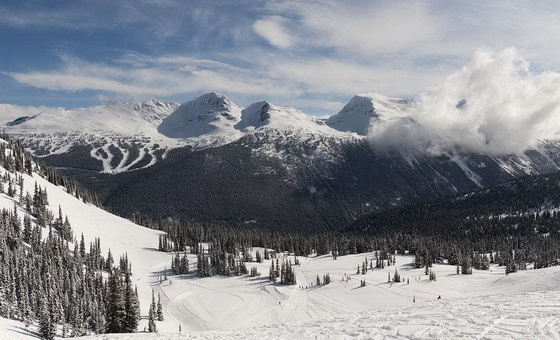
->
xmin=2 ymin=92 xmax=404 ymax=173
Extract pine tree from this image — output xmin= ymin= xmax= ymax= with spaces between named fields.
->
xmin=106 ymin=271 xmax=126 ymax=333
xmin=38 ymin=298 xmax=55 ymax=340
xmin=106 ymin=249 xmax=114 ymax=273
xmin=123 ymin=272 xmax=140 ymax=333
xmin=148 ymin=291 xmax=157 ymax=333
xmin=156 ymin=293 xmax=164 ymax=321
xmin=393 ymin=268 xmax=401 ymax=283
xmin=22 ymin=214 xmax=32 ymax=244
xmin=269 ymin=260 xmax=275 ymax=282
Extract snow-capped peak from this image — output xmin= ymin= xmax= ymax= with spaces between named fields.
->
xmin=235 ymin=101 xmax=343 ymax=136
xmin=326 ymin=93 xmax=416 ymax=136
xmin=158 ymin=92 xmax=242 ymax=139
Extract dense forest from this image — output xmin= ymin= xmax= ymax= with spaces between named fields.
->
xmin=0 ymin=136 xmax=146 ymax=339
xmin=150 ymin=170 xmax=560 ymax=279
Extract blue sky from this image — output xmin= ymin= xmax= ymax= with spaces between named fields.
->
xmin=1 ymin=0 xmax=560 ymax=115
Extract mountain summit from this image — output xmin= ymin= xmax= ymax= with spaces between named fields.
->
xmin=236 ymin=101 xmax=332 ymax=134
xmin=326 ymin=93 xmax=416 ymax=135
xmin=158 ymin=92 xmax=242 ymax=139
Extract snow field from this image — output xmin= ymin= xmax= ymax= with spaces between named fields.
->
xmin=150 ymin=249 xmax=560 ymax=335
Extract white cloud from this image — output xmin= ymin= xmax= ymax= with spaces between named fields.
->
xmin=271 ymin=58 xmax=445 ymax=97
xmin=11 ymin=72 xmax=166 ymax=96
xmin=8 ymin=54 xmax=301 ymax=101
xmin=8 ymin=0 xmax=560 ymax=118
xmin=369 ymin=48 xmax=560 ymax=155
xmin=293 ymin=1 xmax=441 ymax=55
xmin=253 ymin=16 xmax=292 ymax=49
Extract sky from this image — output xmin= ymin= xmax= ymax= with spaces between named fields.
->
xmin=2 ymin=0 xmax=560 ymax=115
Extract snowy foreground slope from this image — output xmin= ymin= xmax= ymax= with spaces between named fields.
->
xmin=3 ymin=230 xmax=560 ymax=340
xmin=0 ymin=156 xmax=171 ymax=336
xmin=78 ymin=290 xmax=560 ymax=339
xmin=2 ymin=284 xmax=560 ymax=339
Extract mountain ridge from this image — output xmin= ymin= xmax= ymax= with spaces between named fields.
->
xmin=5 ymin=92 xmax=560 ymax=230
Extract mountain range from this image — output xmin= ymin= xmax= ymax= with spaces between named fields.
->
xmin=5 ymin=92 xmax=560 ymax=230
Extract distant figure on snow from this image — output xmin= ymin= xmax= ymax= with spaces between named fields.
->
xmin=437 ymin=295 xmax=441 ymax=300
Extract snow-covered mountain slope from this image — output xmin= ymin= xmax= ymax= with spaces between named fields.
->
xmin=3 ymin=92 xmax=359 ymax=174
xmin=0 ymin=139 xmax=172 ymax=334
xmin=158 ymin=92 xmax=244 ymax=146
xmin=326 ymin=93 xmax=416 ymax=135
xmin=6 ymin=99 xmax=181 ymax=173
xmin=236 ymin=101 xmax=341 ymax=135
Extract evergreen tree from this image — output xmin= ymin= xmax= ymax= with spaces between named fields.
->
xmin=106 ymin=271 xmax=126 ymax=333
xmin=123 ymin=272 xmax=140 ymax=333
xmin=148 ymin=291 xmax=157 ymax=333
xmin=157 ymin=293 xmax=164 ymax=321
xmin=38 ymin=298 xmax=55 ymax=340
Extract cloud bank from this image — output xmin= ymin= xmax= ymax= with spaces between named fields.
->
xmin=370 ymin=48 xmax=560 ymax=155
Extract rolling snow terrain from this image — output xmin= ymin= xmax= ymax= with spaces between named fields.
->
xmin=3 ymin=249 xmax=560 ymax=339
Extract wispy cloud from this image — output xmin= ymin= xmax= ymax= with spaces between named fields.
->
xmin=8 ymin=53 xmax=301 ymax=101
xmin=5 ymin=0 xmax=560 ymax=115
xmin=253 ymin=16 xmax=293 ymax=49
